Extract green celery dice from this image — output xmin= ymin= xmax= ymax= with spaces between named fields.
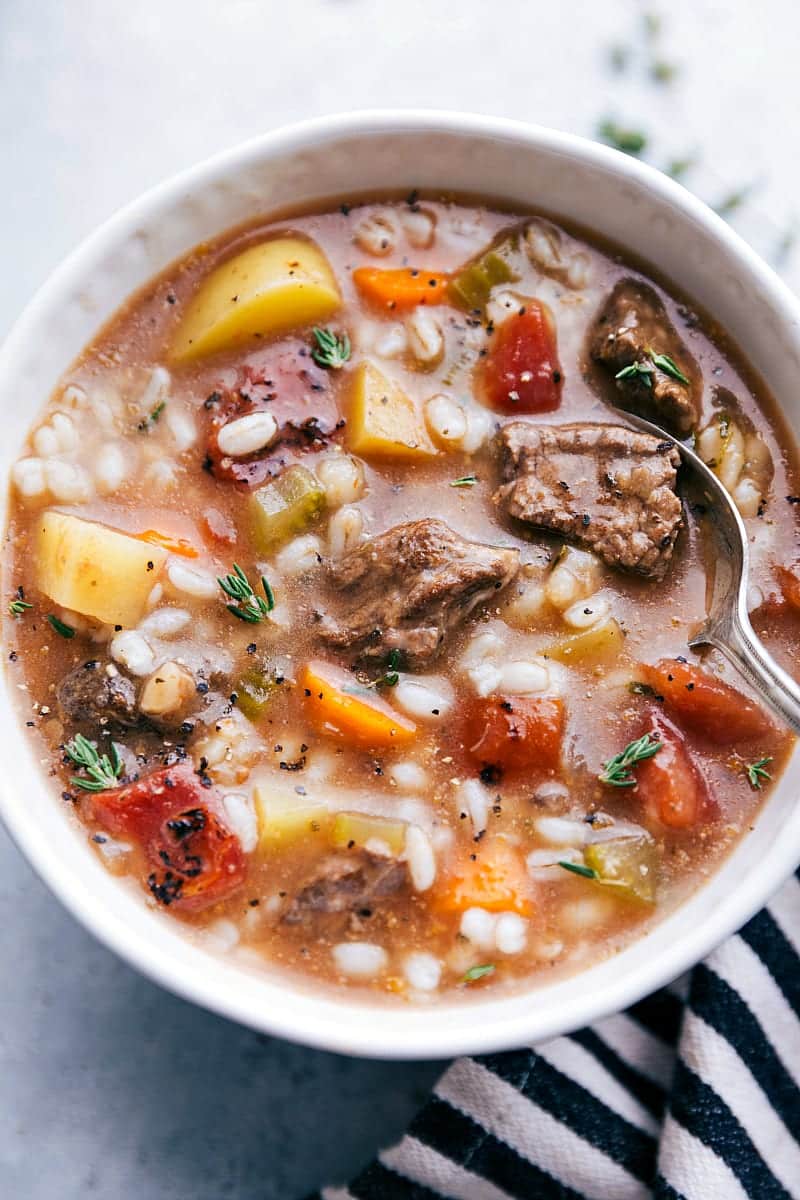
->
xmin=249 ymin=464 xmax=326 ymax=553
xmin=448 ymin=235 xmax=520 ymax=311
xmin=584 ymin=835 xmax=658 ymax=903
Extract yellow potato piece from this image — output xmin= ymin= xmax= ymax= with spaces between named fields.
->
xmin=253 ymin=784 xmax=331 ymax=848
xmin=37 ymin=511 xmax=167 ymax=628
xmin=331 ymin=811 xmax=408 ymax=857
xmin=170 ymin=236 xmax=341 ymax=363
xmin=545 ymin=617 xmax=625 ymax=666
xmin=346 ymin=361 xmax=437 ymax=460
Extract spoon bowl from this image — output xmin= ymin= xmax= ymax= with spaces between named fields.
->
xmin=620 ymin=409 xmax=800 ymax=733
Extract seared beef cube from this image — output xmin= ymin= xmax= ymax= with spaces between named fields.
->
xmin=319 ymin=518 xmax=519 ymax=666
xmin=282 ymin=852 xmax=408 ymax=926
xmin=496 ymin=422 xmax=682 ymax=578
xmin=57 ymin=660 xmax=140 ymax=729
xmin=590 ymin=279 xmax=700 ymax=434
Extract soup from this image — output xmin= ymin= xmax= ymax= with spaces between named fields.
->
xmin=4 ymin=195 xmax=798 ymax=1000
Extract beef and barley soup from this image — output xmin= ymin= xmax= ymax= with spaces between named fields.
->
xmin=4 ymin=195 xmax=800 ymax=1000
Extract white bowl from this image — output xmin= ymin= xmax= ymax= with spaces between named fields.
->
xmin=2 ymin=110 xmax=800 ymax=1060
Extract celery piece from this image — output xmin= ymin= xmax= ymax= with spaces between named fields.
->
xmin=236 ymin=668 xmax=279 ymax=721
xmin=448 ymin=235 xmax=520 ymax=312
xmin=249 ymin=464 xmax=326 ymax=553
xmin=584 ymin=834 xmax=658 ymax=903
xmin=254 ymin=785 xmax=331 ymax=847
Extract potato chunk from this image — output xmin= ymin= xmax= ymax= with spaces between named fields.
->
xmin=253 ymin=785 xmax=331 ymax=848
xmin=346 ymin=361 xmax=436 ymax=460
xmin=170 ymin=237 xmax=341 ymax=363
xmin=37 ymin=510 xmax=167 ymax=627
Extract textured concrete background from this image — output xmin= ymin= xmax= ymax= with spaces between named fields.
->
xmin=0 ymin=1 xmax=796 ymax=1195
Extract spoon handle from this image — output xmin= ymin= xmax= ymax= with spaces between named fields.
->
xmin=700 ymin=608 xmax=800 ymax=735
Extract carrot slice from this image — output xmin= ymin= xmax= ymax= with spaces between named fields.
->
xmin=640 ymin=658 xmax=770 ymax=744
xmin=135 ymin=530 xmax=199 ymax=558
xmin=435 ymin=837 xmax=534 ymax=916
xmin=353 ymin=267 xmax=451 ymax=312
xmin=299 ymin=660 xmax=416 ymax=749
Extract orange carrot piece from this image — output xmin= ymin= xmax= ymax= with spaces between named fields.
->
xmin=353 ymin=267 xmax=451 ymax=312
xmin=435 ymin=837 xmax=534 ymax=916
xmin=135 ymin=530 xmax=199 ymax=558
xmin=299 ymin=660 xmax=416 ymax=749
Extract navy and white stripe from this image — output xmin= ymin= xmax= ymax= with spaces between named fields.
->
xmin=309 ymin=868 xmax=800 ymax=1200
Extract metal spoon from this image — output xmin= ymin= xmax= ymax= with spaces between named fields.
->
xmin=620 ymin=410 xmax=800 ymax=734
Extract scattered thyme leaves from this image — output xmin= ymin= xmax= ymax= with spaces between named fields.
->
xmin=450 ymin=475 xmax=478 ymax=488
xmin=463 ymin=963 xmax=495 ymax=983
xmin=64 ymin=734 xmax=124 ymax=793
xmin=47 ymin=614 xmax=76 ymax=639
xmin=138 ymin=400 xmax=167 ymax=431
xmin=311 ymin=327 xmax=351 ymax=370
xmin=218 ymin=564 xmax=275 ymax=624
xmin=8 ymin=598 xmax=33 ymax=617
xmin=558 ymin=861 xmax=597 ymax=880
xmin=600 ymin=731 xmax=663 ymax=787
xmin=615 ymin=361 xmax=654 ymax=387
xmin=649 ymin=350 xmax=690 ymax=385
xmin=597 ymin=119 xmax=648 ymax=157
xmin=745 ymin=756 xmax=772 ymax=790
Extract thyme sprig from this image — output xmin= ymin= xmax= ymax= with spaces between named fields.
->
xmin=600 ymin=731 xmax=663 ymax=787
xmin=8 ymin=598 xmax=33 ymax=617
xmin=451 ymin=475 xmax=478 ymax=488
xmin=745 ymin=756 xmax=772 ymax=790
xmin=615 ymin=348 xmax=689 ymax=388
xmin=64 ymin=734 xmax=124 ymax=793
xmin=218 ymin=564 xmax=275 ymax=624
xmin=311 ymin=327 xmax=351 ymax=370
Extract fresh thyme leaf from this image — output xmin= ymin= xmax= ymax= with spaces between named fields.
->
xmin=615 ymin=361 xmax=654 ymax=387
xmin=558 ymin=861 xmax=598 ymax=880
xmin=218 ymin=564 xmax=274 ymax=624
xmin=643 ymin=10 xmax=661 ymax=39
xmin=600 ymin=731 xmax=663 ymax=787
xmin=665 ymin=155 xmax=696 ymax=181
xmin=451 ymin=475 xmax=478 ymax=488
xmin=463 ymin=963 xmax=495 ymax=983
xmin=370 ymin=648 xmax=402 ymax=689
xmin=650 ymin=59 xmax=677 ymax=84
xmin=311 ymin=327 xmax=351 ymax=370
xmin=8 ymin=598 xmax=33 ymax=617
xmin=597 ymin=120 xmax=648 ymax=157
xmin=745 ymin=756 xmax=772 ymax=790
xmin=64 ymin=733 xmax=124 ymax=793
xmin=47 ymin=614 xmax=76 ymax=639
xmin=649 ymin=351 xmax=690 ymax=385
xmin=138 ymin=400 xmax=167 ymax=431
xmin=608 ymin=44 xmax=630 ymax=72
xmin=715 ymin=185 xmax=754 ymax=219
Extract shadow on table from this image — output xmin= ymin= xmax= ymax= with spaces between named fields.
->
xmin=0 ymin=827 xmax=442 ymax=1199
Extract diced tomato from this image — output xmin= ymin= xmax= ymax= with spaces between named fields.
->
xmin=636 ymin=710 xmax=714 ymax=829
xmin=90 ymin=762 xmax=247 ymax=911
xmin=435 ymin=837 xmax=534 ymax=916
xmin=464 ymin=695 xmax=565 ymax=773
xmin=477 ymin=303 xmax=563 ymax=414
xmin=640 ymin=658 xmax=770 ymax=744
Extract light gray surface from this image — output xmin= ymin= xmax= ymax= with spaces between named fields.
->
xmin=1 ymin=1 xmax=798 ymax=1196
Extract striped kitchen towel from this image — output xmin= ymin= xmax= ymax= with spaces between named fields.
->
xmin=310 ymin=866 xmax=800 ymax=1199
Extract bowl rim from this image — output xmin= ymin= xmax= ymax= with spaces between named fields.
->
xmin=2 ymin=107 xmax=800 ymax=1060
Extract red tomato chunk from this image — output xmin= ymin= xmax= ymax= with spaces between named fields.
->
xmin=641 ymin=658 xmax=771 ymax=745
xmin=478 ymin=303 xmax=563 ymax=414
xmin=90 ymin=761 xmax=246 ymax=911
xmin=636 ymin=711 xmax=714 ymax=830
xmin=465 ymin=695 xmax=565 ymax=773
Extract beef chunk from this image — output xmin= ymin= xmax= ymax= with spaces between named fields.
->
xmin=57 ymin=660 xmax=140 ymax=729
xmin=282 ymin=852 xmax=408 ymax=926
xmin=496 ymin=422 xmax=682 ymax=578
xmin=590 ymin=279 xmax=700 ymax=434
xmin=319 ymin=518 xmax=519 ymax=666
